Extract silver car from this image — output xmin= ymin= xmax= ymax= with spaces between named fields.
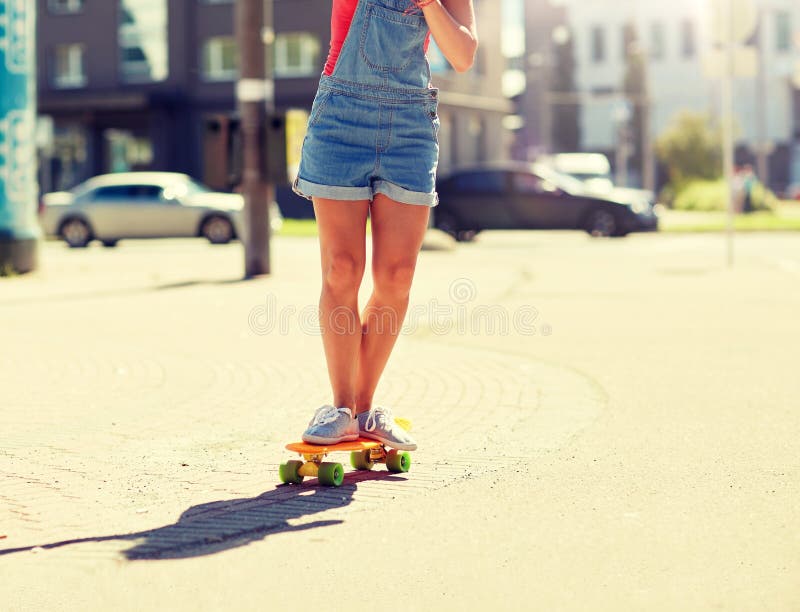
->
xmin=39 ymin=172 xmax=282 ymax=248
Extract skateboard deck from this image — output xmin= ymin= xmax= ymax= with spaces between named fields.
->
xmin=285 ymin=438 xmax=382 ymax=455
xmin=279 ymin=437 xmax=412 ymax=487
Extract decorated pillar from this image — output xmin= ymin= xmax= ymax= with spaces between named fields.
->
xmin=0 ymin=0 xmax=38 ymax=274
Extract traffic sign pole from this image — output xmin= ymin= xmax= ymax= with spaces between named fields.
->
xmin=236 ymin=0 xmax=272 ymax=278
xmin=721 ymin=0 xmax=736 ymax=267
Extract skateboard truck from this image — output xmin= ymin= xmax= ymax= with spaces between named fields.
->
xmin=279 ymin=439 xmax=412 ymax=487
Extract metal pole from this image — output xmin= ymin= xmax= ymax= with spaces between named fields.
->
xmin=755 ymin=5 xmax=770 ymax=190
xmin=721 ymin=0 xmax=736 ymax=267
xmin=615 ymin=116 xmax=629 ymax=187
xmin=615 ymin=124 xmax=626 ymax=187
xmin=641 ymin=72 xmax=655 ymax=193
xmin=236 ymin=0 xmax=271 ymax=277
xmin=542 ymin=50 xmax=553 ymax=154
xmin=263 ymin=0 xmax=275 ymax=115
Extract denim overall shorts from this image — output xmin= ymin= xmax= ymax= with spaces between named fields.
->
xmin=293 ymin=0 xmax=440 ymax=207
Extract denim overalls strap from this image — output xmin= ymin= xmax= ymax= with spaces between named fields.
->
xmin=321 ymin=0 xmax=436 ymax=100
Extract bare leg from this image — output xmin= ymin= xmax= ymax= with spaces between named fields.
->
xmin=313 ymin=197 xmax=370 ymax=410
xmin=355 ymin=194 xmax=430 ymax=413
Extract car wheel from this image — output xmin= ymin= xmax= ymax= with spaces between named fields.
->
xmin=60 ymin=218 xmax=92 ymax=248
xmin=102 ymin=240 xmax=119 ymax=248
xmin=434 ymin=211 xmax=460 ymax=239
xmin=584 ymin=209 xmax=619 ymax=238
xmin=457 ymin=229 xmax=478 ymax=243
xmin=201 ymin=215 xmax=234 ymax=245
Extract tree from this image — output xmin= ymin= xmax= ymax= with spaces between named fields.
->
xmin=622 ymin=22 xmax=646 ymax=183
xmin=655 ymin=112 xmax=722 ymax=186
xmin=550 ymin=31 xmax=580 ymax=152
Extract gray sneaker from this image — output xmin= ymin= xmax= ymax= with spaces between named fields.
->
xmin=357 ymin=406 xmax=417 ymax=451
xmin=302 ymin=405 xmax=359 ymax=445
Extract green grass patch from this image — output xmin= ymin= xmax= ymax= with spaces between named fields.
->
xmin=670 ymin=178 xmax=777 ymax=212
xmin=661 ymin=203 xmax=800 ymax=232
xmin=276 ymin=218 xmax=372 ymax=237
xmin=276 ymin=219 xmax=319 ymax=237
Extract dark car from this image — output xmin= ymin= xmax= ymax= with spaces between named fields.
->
xmin=434 ymin=162 xmax=659 ymax=240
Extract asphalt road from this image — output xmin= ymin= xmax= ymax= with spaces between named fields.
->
xmin=1 ymin=231 xmax=798 ymax=611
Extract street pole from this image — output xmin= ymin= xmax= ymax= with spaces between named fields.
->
xmin=755 ymin=5 xmax=770 ymax=191
xmin=721 ymin=0 xmax=736 ymax=267
xmin=614 ymin=103 xmax=631 ymax=187
xmin=0 ymin=0 xmax=39 ymax=274
xmin=236 ymin=0 xmax=272 ymax=277
xmin=641 ymin=67 xmax=655 ymax=193
xmin=542 ymin=51 xmax=553 ymax=154
xmin=263 ymin=0 xmax=275 ymax=117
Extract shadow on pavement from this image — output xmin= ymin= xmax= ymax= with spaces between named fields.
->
xmin=0 ymin=472 xmax=403 ymax=560
xmin=0 ymin=276 xmax=253 ymax=307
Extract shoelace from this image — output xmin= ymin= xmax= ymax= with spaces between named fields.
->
xmin=364 ymin=406 xmax=393 ymax=432
xmin=310 ymin=405 xmax=348 ymax=427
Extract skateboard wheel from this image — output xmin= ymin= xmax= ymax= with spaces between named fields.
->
xmin=318 ymin=462 xmax=344 ymax=487
xmin=350 ymin=450 xmax=375 ymax=471
xmin=279 ymin=460 xmax=304 ymax=485
xmin=386 ymin=450 xmax=411 ymax=473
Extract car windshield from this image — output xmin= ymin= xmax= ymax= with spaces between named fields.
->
xmin=70 ymin=180 xmax=94 ymax=200
xmin=532 ymin=164 xmax=587 ymax=195
xmin=570 ymin=172 xmax=612 ymax=183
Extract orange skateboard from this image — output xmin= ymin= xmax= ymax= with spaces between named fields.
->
xmin=279 ymin=437 xmax=412 ymax=487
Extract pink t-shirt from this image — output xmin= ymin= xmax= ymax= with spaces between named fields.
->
xmin=323 ymin=0 xmax=431 ymax=76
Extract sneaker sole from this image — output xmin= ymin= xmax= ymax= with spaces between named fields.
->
xmin=359 ymin=431 xmax=417 ymax=451
xmin=302 ymin=432 xmax=360 ymax=445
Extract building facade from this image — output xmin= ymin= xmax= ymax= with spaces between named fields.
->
xmin=37 ymin=0 xmax=512 ymax=205
xmin=511 ymin=0 xmax=566 ymax=161
xmin=519 ymin=0 xmax=800 ymax=190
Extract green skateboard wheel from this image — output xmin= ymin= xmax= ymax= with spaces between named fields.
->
xmin=350 ymin=450 xmax=375 ymax=471
xmin=318 ymin=462 xmax=345 ymax=487
xmin=279 ymin=460 xmax=304 ymax=485
xmin=386 ymin=450 xmax=411 ymax=473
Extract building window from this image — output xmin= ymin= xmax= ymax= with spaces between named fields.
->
xmin=681 ymin=20 xmax=696 ymax=58
xmin=591 ymin=26 xmax=606 ymax=63
xmin=650 ymin=22 xmax=666 ymax=60
xmin=52 ymin=124 xmax=89 ymax=191
xmin=274 ymin=32 xmax=321 ymax=78
xmin=118 ymin=0 xmax=168 ymax=83
xmin=104 ymin=130 xmax=154 ymax=173
xmin=48 ymin=0 xmax=84 ymax=14
xmin=203 ymin=36 xmax=238 ymax=81
xmin=775 ymin=11 xmax=792 ymax=53
xmin=53 ymin=44 xmax=87 ymax=88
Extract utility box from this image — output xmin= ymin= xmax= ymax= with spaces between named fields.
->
xmin=203 ymin=114 xmax=242 ymax=191
xmin=262 ymin=112 xmax=288 ymax=185
xmin=204 ymin=112 xmax=291 ymax=189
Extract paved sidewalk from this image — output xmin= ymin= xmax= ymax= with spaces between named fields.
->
xmin=1 ymin=232 xmax=798 ymax=610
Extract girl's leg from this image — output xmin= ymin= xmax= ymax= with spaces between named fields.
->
xmin=313 ymin=197 xmax=370 ymax=409
xmin=355 ymin=193 xmax=430 ymax=413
